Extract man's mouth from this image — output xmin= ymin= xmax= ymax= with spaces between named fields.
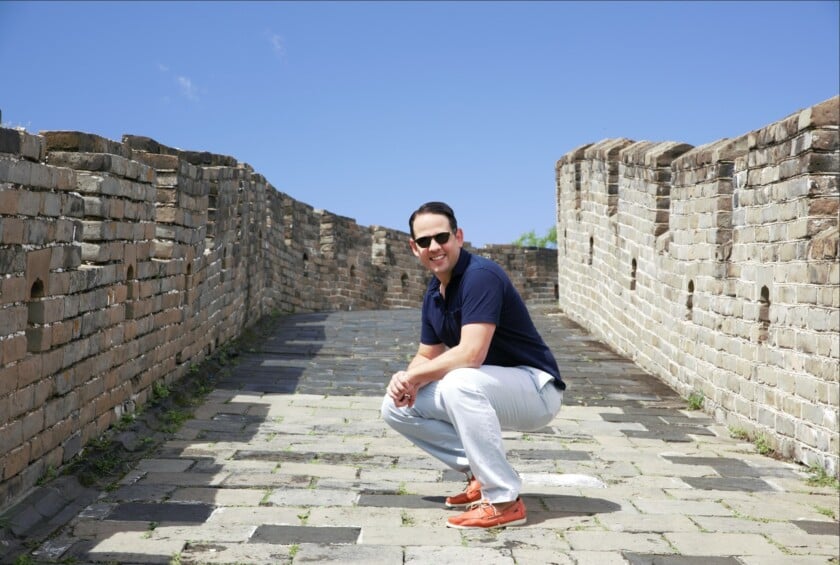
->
xmin=429 ymin=253 xmax=446 ymax=262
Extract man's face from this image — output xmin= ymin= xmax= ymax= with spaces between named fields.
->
xmin=409 ymin=212 xmax=463 ymax=281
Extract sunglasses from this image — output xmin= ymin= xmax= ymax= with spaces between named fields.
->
xmin=414 ymin=231 xmax=452 ymax=249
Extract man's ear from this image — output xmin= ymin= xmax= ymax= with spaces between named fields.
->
xmin=409 ymin=238 xmax=421 ymax=257
xmin=455 ymin=228 xmax=464 ymax=245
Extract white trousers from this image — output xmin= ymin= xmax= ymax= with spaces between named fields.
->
xmin=380 ymin=365 xmax=563 ymax=504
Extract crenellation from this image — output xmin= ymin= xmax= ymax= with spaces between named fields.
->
xmin=556 ymin=95 xmax=839 ymax=476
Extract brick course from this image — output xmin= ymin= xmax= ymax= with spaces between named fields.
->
xmin=555 ymin=95 xmax=839 ymax=476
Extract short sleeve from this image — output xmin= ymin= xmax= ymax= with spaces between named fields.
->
xmin=459 ymin=267 xmax=504 ymax=326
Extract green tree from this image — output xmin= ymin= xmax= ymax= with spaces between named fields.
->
xmin=513 ymin=226 xmax=557 ymax=248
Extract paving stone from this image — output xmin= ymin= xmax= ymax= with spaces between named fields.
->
xmin=359 ymin=525 xmax=463 ymax=546
xmin=153 ymin=523 xmax=256 ymax=543
xmin=680 ymin=476 xmax=775 ymax=492
xmin=566 ymin=531 xmax=673 ymax=553
xmin=690 ymin=516 xmax=794 ymax=535
xmin=663 ymin=456 xmax=761 ymax=477
xmin=134 ymin=458 xmax=195 ymax=473
xmin=570 ymin=551 xmax=632 ymax=565
xmin=721 ymin=495 xmax=832 ymax=522
xmin=290 ymin=543 xmax=404 ymax=564
xmin=250 ymin=524 xmax=361 ymax=544
xmin=107 ymin=484 xmax=177 ymax=503
xmin=738 ymin=556 xmax=836 ymax=565
xmin=266 ymin=487 xmax=358 ymax=507
xmin=665 ymin=532 xmax=785 ymax=556
xmin=168 ymin=487 xmax=267 ymax=506
xmin=106 ymin=502 xmax=215 ymax=523
xmin=180 ymin=542 xmax=292 ymax=564
xmin=510 ymin=449 xmax=591 ymax=461
xmin=358 ymin=493 xmax=447 ymax=509
xmin=772 ymin=530 xmax=840 ymax=555
xmin=511 ymin=548 xmax=575 ymax=564
xmin=137 ymin=471 xmax=229 ymax=487
xmin=204 ymin=506 xmax=303 ymax=525
xmin=623 ymin=554 xmax=742 ymax=565
xmin=405 ymin=546 xmax=516 ymax=564
xmin=520 ymin=472 xmax=607 ymax=488
xmin=597 ymin=513 xmax=700 ymax=533
xmin=792 ymin=519 xmax=840 ymax=536
xmin=540 ymin=494 xmax=623 ymax=515
xmin=79 ymin=532 xmax=186 ymax=564
xmin=632 ymin=499 xmax=734 ymax=516
xmin=221 ymin=472 xmax=312 ymax=488
xmin=307 ymin=505 xmax=404 ymax=529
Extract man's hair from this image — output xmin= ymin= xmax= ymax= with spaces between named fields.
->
xmin=408 ymin=201 xmax=458 ymax=238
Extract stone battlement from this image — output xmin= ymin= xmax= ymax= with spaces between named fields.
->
xmin=0 ymin=129 xmax=557 ymax=510
xmin=555 ymin=95 xmax=839 ymax=476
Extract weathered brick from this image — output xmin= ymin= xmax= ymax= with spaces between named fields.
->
xmin=0 ymin=305 xmax=27 ymax=334
xmin=21 ymin=407 xmax=44 ymax=441
xmin=0 ymin=188 xmax=19 ymax=215
xmin=27 ymin=297 xmax=64 ymax=324
xmin=1 ymin=334 xmax=27 ymax=365
xmin=41 ymin=192 xmax=62 ymax=217
xmin=25 ymin=325 xmax=52 ymax=353
xmin=2 ymin=217 xmax=25 ymax=244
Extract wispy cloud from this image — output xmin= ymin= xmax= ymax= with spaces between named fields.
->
xmin=268 ymin=32 xmax=285 ymax=59
xmin=157 ymin=63 xmax=200 ymax=102
xmin=177 ymin=75 xmax=199 ymax=101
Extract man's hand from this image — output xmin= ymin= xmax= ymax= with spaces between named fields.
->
xmin=387 ymin=370 xmax=419 ymax=408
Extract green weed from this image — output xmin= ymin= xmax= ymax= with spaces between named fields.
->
xmin=36 ymin=465 xmax=57 ymax=485
xmin=814 ymin=505 xmax=837 ymax=519
xmin=686 ymin=391 xmax=704 ymax=411
xmin=728 ymin=427 xmax=749 ymax=440
xmin=400 ymin=510 xmax=415 ymax=526
xmin=159 ymin=408 xmax=191 ymax=433
xmin=152 ymin=380 xmax=170 ymax=401
xmin=807 ymin=465 xmax=840 ymax=490
xmin=754 ymin=434 xmax=773 ymax=455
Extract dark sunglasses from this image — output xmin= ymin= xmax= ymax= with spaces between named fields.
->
xmin=414 ymin=231 xmax=452 ymax=249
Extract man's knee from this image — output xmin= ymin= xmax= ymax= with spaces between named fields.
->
xmin=380 ymin=394 xmax=398 ymax=424
xmin=438 ymin=367 xmax=482 ymax=400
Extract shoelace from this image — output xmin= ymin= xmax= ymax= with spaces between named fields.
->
xmin=465 ymin=499 xmax=500 ymax=516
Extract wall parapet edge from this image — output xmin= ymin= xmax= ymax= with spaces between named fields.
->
xmin=555 ymin=95 xmax=840 ymax=476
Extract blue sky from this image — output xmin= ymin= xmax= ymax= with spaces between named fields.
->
xmin=1 ymin=1 xmax=837 ymax=246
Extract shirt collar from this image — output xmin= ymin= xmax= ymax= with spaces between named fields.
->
xmin=430 ymin=249 xmax=471 ymax=294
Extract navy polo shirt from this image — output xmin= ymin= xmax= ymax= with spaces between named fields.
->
xmin=420 ymin=250 xmax=565 ymax=389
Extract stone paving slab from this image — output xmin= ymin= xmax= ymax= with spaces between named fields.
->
xmin=2 ymin=307 xmax=838 ymax=564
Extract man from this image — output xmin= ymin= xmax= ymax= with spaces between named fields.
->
xmin=381 ymin=201 xmax=565 ymax=529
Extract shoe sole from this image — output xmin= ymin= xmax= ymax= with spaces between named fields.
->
xmin=444 ymin=500 xmax=478 ymax=509
xmin=445 ymin=517 xmax=527 ymax=529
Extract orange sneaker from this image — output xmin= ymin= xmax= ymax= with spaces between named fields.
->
xmin=444 ymin=476 xmax=482 ymax=508
xmin=446 ymin=497 xmax=527 ymax=529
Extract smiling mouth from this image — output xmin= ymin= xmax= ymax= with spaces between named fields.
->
xmin=429 ymin=253 xmax=446 ymax=262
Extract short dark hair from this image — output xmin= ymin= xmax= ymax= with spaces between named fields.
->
xmin=409 ymin=201 xmax=458 ymax=238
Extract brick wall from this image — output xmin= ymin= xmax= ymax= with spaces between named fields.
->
xmin=555 ymin=96 xmax=839 ymax=475
xmin=0 ymin=129 xmax=557 ymax=510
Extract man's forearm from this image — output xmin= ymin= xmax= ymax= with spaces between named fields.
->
xmin=406 ymin=345 xmax=480 ymax=386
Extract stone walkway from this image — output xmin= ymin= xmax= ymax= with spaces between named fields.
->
xmin=4 ymin=308 xmax=839 ymax=564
